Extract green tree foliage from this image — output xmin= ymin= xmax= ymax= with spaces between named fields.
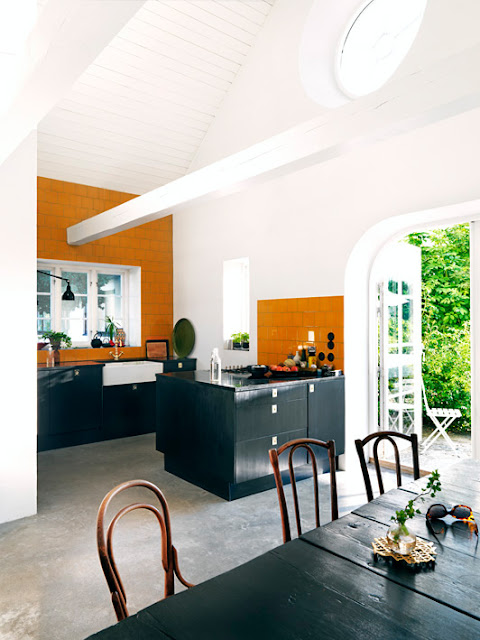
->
xmin=406 ymin=224 xmax=470 ymax=432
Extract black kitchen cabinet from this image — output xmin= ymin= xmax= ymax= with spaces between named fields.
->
xmin=103 ymin=382 xmax=156 ymax=440
xmin=159 ymin=357 xmax=196 ymax=373
xmin=157 ymin=371 xmax=345 ymax=500
xmin=37 ymin=370 xmax=50 ymax=439
xmin=156 ymin=371 xmax=344 ymax=500
xmin=307 ymin=377 xmax=345 ymax=455
xmin=37 ymin=365 xmax=103 ymax=451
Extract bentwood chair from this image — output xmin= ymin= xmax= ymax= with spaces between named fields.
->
xmin=269 ymin=438 xmax=338 ymax=543
xmin=355 ymin=431 xmax=420 ymax=503
xmin=96 ymin=479 xmax=194 ymax=621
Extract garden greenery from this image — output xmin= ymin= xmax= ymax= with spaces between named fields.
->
xmin=406 ymin=224 xmax=470 ymax=432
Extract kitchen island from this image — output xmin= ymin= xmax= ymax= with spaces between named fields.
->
xmin=156 ymin=371 xmax=344 ymax=500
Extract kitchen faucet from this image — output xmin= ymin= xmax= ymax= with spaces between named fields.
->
xmin=109 ymin=339 xmax=124 ymax=361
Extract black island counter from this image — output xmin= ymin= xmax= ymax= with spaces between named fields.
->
xmin=156 ymin=370 xmax=344 ymax=500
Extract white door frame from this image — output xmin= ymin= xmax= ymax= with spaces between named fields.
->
xmin=344 ymin=198 xmax=480 ymax=470
xmin=375 ymin=243 xmax=422 ymax=439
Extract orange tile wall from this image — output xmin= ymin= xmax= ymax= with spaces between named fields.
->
xmin=257 ymin=296 xmax=344 ymax=371
xmin=37 ymin=177 xmax=172 ymax=363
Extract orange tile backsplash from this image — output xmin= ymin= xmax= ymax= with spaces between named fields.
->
xmin=37 ymin=177 xmax=173 ymax=364
xmin=257 ymin=296 xmax=344 ymax=371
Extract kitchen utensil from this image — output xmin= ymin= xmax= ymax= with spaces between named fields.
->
xmin=91 ymin=333 xmax=102 ymax=348
xmin=172 ymin=318 xmax=195 ymax=357
xmin=247 ymin=365 xmax=269 ymax=379
xmin=146 ymin=339 xmax=169 ymax=360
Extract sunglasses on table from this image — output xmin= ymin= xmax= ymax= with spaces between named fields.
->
xmin=426 ymin=504 xmax=478 ymax=536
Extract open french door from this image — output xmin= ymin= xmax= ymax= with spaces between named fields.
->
xmin=374 ymin=243 xmax=422 ymax=444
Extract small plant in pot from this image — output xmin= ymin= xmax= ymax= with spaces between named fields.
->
xmin=104 ymin=316 xmax=119 ymax=346
xmin=231 ymin=332 xmax=243 ymax=350
xmin=42 ymin=331 xmax=72 ymax=364
xmin=241 ymin=332 xmax=249 ymax=350
xmin=387 ymin=469 xmax=441 ymax=554
xmin=41 ymin=331 xmax=72 ymax=350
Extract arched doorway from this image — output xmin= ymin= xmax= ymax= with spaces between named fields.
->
xmin=343 ymin=198 xmax=480 ymax=468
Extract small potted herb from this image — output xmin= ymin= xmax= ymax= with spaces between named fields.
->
xmin=387 ymin=469 xmax=441 ymax=554
xmin=231 ymin=332 xmax=243 ymax=350
xmin=241 ymin=332 xmax=249 ymax=350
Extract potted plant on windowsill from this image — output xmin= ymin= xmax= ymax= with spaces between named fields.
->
xmin=231 ymin=332 xmax=243 ymax=350
xmin=105 ymin=316 xmax=119 ymax=346
xmin=241 ymin=332 xmax=249 ymax=350
xmin=42 ymin=331 xmax=72 ymax=364
xmin=42 ymin=331 xmax=72 ymax=351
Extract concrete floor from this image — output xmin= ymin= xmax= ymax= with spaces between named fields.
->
xmin=0 ymin=433 xmax=442 ymax=640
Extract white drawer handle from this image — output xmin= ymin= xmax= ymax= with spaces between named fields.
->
xmin=178 ymin=362 xmax=183 ymax=369
xmin=272 ymin=388 xmax=277 ymax=398
xmin=272 ymin=405 xmax=277 ymax=414
xmin=309 ymin=384 xmax=315 ymax=393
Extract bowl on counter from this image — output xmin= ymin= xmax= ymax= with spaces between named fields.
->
xmin=247 ymin=365 xmax=269 ymax=379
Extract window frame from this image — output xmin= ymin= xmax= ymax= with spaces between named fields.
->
xmin=223 ymin=257 xmax=250 ymax=348
xmin=37 ymin=260 xmax=130 ymax=348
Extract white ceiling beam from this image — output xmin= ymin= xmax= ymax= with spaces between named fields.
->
xmin=0 ymin=0 xmax=144 ymax=167
xmin=67 ymin=43 xmax=480 ymax=245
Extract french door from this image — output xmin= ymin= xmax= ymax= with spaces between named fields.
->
xmin=375 ymin=243 xmax=422 ymax=441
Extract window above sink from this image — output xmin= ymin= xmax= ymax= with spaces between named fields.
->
xmin=37 ymin=259 xmax=141 ymax=348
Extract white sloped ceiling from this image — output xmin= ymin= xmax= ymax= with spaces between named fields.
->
xmin=37 ymin=0 xmax=276 ymax=194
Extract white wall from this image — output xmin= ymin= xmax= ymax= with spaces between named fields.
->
xmin=0 ymin=132 xmax=37 ymax=523
xmin=174 ymin=102 xmax=480 ymax=370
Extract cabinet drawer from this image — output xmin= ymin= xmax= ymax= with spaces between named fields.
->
xmin=236 ymin=398 xmax=307 ymax=441
xmin=235 ymin=428 xmax=307 ymax=483
xmin=162 ymin=358 xmax=196 ymax=373
xmin=236 ymin=383 xmax=306 ymax=409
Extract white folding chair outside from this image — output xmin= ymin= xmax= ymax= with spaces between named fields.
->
xmin=386 ymin=383 xmax=415 ymax=436
xmin=421 ymin=380 xmax=461 ymax=453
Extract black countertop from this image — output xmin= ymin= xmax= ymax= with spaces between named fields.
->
xmin=157 ymin=370 xmax=342 ymax=391
xmin=38 ymin=356 xmax=195 ymax=370
xmin=37 ymin=360 xmax=105 ymax=370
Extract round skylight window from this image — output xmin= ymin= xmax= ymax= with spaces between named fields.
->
xmin=338 ymin=0 xmax=427 ymax=98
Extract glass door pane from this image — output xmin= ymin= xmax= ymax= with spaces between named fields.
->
xmin=37 ymin=270 xmax=52 ymax=335
xmin=61 ymin=271 xmax=88 ymax=343
xmin=376 ymin=243 xmax=422 ymax=463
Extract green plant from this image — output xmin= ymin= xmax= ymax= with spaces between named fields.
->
xmin=231 ymin=332 xmax=243 ymax=344
xmin=391 ymin=469 xmax=441 ymax=537
xmin=241 ymin=332 xmax=249 ymax=342
xmin=405 ymin=224 xmax=471 ymax=431
xmin=42 ymin=331 xmax=72 ymax=349
xmin=105 ymin=316 xmax=119 ymax=341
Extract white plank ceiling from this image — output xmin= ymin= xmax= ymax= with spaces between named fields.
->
xmin=37 ymin=0 xmax=276 ymax=195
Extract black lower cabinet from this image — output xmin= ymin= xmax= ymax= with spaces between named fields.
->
xmin=103 ymin=382 xmax=156 ymax=439
xmin=37 ymin=366 xmax=103 ymax=451
xmin=38 ymin=365 xmax=157 ymax=451
xmin=307 ymin=377 xmax=345 ymax=455
xmin=157 ymin=374 xmax=339 ymax=501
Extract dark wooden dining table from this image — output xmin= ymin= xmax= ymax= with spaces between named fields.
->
xmin=86 ymin=458 xmax=480 ymax=640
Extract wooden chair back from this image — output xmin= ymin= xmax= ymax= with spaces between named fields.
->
xmin=355 ymin=431 xmax=420 ymax=502
xmin=96 ymin=479 xmax=193 ymax=621
xmin=269 ymin=438 xmax=338 ymax=543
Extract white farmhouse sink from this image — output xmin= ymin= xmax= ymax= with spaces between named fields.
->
xmin=103 ymin=361 xmax=164 ymax=386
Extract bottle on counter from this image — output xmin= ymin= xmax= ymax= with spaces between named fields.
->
xmin=46 ymin=345 xmax=55 ymax=368
xmin=210 ymin=348 xmax=221 ymax=382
